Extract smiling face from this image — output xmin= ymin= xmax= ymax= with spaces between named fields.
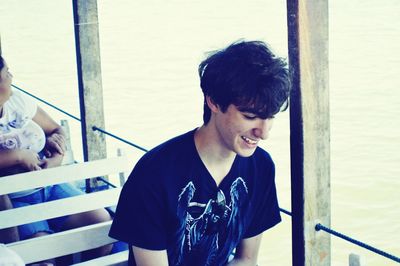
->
xmin=210 ymin=101 xmax=274 ymax=158
xmin=0 ymin=59 xmax=13 ymax=109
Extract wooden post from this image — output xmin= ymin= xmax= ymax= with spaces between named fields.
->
xmin=60 ymin=120 xmax=75 ymax=165
xmin=72 ymin=0 xmax=107 ymax=192
xmin=349 ymin=253 xmax=362 ymax=266
xmin=287 ymin=0 xmax=330 ymax=265
xmin=117 ymin=148 xmax=126 ymax=187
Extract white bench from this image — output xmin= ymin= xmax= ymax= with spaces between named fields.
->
xmin=0 ymin=156 xmax=131 ymax=265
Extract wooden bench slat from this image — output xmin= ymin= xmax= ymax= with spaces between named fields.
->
xmin=0 ymin=157 xmax=130 ymax=195
xmin=7 ymin=221 xmax=115 ymax=263
xmin=0 ymin=188 xmax=121 ymax=230
xmin=1 ymin=156 xmax=131 ymax=264
xmin=72 ymin=250 xmax=129 ymax=266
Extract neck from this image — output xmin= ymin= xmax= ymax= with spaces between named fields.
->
xmin=194 ymin=125 xmax=236 ymax=185
xmin=195 ymin=125 xmax=236 ymax=161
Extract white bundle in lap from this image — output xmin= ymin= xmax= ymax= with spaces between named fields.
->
xmin=0 ymin=243 xmax=24 ymax=266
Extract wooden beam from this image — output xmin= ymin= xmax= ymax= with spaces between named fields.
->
xmin=287 ymin=0 xmax=330 ymax=265
xmin=0 ymin=156 xmax=130 ymax=195
xmin=72 ymin=0 xmax=107 ymax=191
xmin=60 ymin=119 xmax=75 ymax=165
xmin=73 ymin=250 xmax=129 ymax=266
xmin=0 ymin=188 xmax=121 ymax=229
xmin=7 ymin=221 xmax=115 ymax=263
xmin=349 ymin=253 xmax=362 ymax=266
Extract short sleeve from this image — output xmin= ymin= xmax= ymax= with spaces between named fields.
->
xmin=244 ymin=158 xmax=281 ymax=238
xmin=109 ymin=157 xmax=168 ymax=250
xmin=11 ymin=89 xmax=37 ymax=118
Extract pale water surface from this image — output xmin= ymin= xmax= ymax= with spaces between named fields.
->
xmin=0 ymin=1 xmax=399 ymax=265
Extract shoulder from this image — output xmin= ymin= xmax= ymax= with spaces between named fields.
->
xmin=121 ymin=129 xmax=197 ymax=197
xmin=138 ymin=129 xmax=196 ymax=166
xmin=128 ymin=129 xmax=196 ymax=180
xmin=8 ymin=89 xmax=31 ymax=105
xmin=6 ymin=89 xmax=37 ymax=118
xmin=251 ymin=147 xmax=275 ymax=168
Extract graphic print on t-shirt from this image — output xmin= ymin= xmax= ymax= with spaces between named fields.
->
xmin=0 ymin=110 xmax=45 ymax=153
xmin=170 ymin=177 xmax=249 ymax=266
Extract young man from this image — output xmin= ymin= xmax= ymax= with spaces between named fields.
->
xmin=110 ymin=40 xmax=290 ymax=266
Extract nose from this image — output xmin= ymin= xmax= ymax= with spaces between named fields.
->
xmin=253 ymin=118 xmax=273 ymax=140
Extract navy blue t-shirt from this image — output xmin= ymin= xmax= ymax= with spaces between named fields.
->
xmin=109 ymin=129 xmax=281 ymax=266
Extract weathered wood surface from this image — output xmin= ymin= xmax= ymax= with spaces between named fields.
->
xmin=349 ymin=253 xmax=362 ymax=266
xmin=72 ymin=0 xmax=107 ymax=190
xmin=60 ymin=119 xmax=75 ymax=165
xmin=287 ymin=0 xmax=330 ymax=265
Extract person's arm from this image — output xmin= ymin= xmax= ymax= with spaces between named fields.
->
xmin=131 ymin=246 xmax=169 ymax=266
xmin=32 ymin=106 xmax=66 ymax=168
xmin=226 ymin=234 xmax=263 ymax=266
xmin=0 ymin=149 xmax=42 ymax=171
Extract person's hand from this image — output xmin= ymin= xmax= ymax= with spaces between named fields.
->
xmin=39 ymin=156 xmax=62 ymax=169
xmin=45 ymin=133 xmax=66 ymax=157
xmin=19 ymin=150 xmax=42 ymax=171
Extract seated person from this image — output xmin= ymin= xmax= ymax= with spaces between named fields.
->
xmin=0 ymin=55 xmax=112 ymax=264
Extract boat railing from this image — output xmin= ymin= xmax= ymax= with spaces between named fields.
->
xmin=11 ymin=83 xmax=400 ymax=265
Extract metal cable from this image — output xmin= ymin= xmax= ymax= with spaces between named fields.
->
xmin=316 ymin=223 xmax=400 ymax=263
xmin=14 ymin=84 xmax=148 ymax=153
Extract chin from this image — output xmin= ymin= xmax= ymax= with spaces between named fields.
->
xmin=236 ymin=149 xmax=257 ymax=157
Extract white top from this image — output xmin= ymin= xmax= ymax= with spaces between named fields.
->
xmin=0 ymin=244 xmax=25 ymax=266
xmin=0 ymin=89 xmax=45 ymax=153
xmin=0 ymin=88 xmax=46 ymax=198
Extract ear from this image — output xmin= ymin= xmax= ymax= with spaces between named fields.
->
xmin=205 ymin=95 xmax=220 ymax=113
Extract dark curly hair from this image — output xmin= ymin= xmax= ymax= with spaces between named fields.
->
xmin=199 ymin=40 xmax=290 ymax=124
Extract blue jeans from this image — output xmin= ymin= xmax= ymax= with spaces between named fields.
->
xmin=11 ymin=183 xmax=83 ymax=240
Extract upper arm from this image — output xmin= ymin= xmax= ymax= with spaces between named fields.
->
xmin=32 ymin=106 xmax=62 ymax=135
xmin=230 ymin=233 xmax=263 ymax=265
xmin=131 ymin=245 xmax=168 ymax=266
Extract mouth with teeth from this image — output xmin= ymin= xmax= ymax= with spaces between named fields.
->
xmin=241 ymin=136 xmax=258 ymax=145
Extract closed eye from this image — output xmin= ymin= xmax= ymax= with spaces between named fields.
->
xmin=242 ymin=114 xmax=257 ymax=120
